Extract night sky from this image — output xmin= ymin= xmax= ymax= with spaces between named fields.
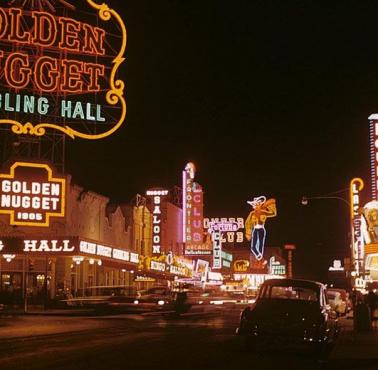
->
xmin=66 ymin=1 xmax=378 ymax=281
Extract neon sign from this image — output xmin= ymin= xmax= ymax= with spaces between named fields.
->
xmin=369 ymin=114 xmax=378 ymax=199
xmin=328 ymin=260 xmax=344 ymax=272
xmin=79 ymin=240 xmax=139 ymax=263
xmin=245 ymin=196 xmax=277 ymax=260
xmin=0 ymin=1 xmax=126 ymax=139
xmin=146 ymin=189 xmax=169 ymax=255
xmin=182 ymin=162 xmax=208 ymax=255
xmin=269 ymin=256 xmax=286 ymax=275
xmin=350 ymin=178 xmax=364 ymax=277
xmin=0 ymin=237 xmax=76 ymax=254
xmin=204 ymin=217 xmax=245 ymax=245
xmin=234 ymin=260 xmax=249 ymax=273
xmin=0 ymin=162 xmax=65 ymax=227
xmin=212 ymin=231 xmax=222 ymax=269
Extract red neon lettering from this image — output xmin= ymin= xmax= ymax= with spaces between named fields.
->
xmin=84 ymin=63 xmax=105 ymax=92
xmin=0 ymin=8 xmax=8 ymax=40
xmin=82 ymin=24 xmax=105 ymax=55
xmin=61 ymin=59 xmax=83 ymax=92
xmin=5 ymin=53 xmax=31 ymax=89
xmin=34 ymin=56 xmax=59 ymax=92
xmin=59 ymin=17 xmax=81 ymax=51
xmin=8 ymin=8 xmax=30 ymax=43
xmin=32 ymin=11 xmax=57 ymax=47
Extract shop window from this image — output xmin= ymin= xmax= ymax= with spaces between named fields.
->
xmin=1 ymin=274 xmax=11 ymax=290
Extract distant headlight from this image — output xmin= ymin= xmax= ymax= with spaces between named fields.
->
xmin=158 ymin=300 xmax=165 ymax=306
xmin=133 ymin=300 xmax=139 ymax=305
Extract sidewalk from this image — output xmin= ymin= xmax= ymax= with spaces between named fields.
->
xmin=329 ymin=312 xmax=378 ymax=368
xmin=1 ymin=305 xmax=96 ymax=316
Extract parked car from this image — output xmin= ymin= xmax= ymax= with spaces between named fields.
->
xmin=326 ymin=290 xmax=347 ymax=316
xmin=64 ymin=285 xmax=140 ymax=311
xmin=237 ymin=278 xmax=339 ymax=356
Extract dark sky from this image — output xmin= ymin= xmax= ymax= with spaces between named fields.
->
xmin=66 ymin=0 xmax=378 ymax=280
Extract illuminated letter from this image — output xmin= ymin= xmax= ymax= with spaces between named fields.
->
xmin=9 ymin=8 xmax=30 ymax=43
xmin=50 ymin=240 xmax=63 ymax=252
xmin=61 ymin=100 xmax=72 ymax=118
xmin=84 ymin=63 xmax=104 ymax=92
xmin=34 ymin=56 xmax=59 ymax=92
xmin=72 ymin=102 xmax=85 ymax=119
xmin=50 ymin=184 xmax=60 ymax=197
xmin=38 ymin=240 xmax=51 ymax=252
xmin=1 ymin=195 xmax=10 ymax=207
xmin=59 ymin=18 xmax=80 ymax=51
xmin=61 ymin=60 xmax=83 ymax=92
xmin=82 ymin=24 xmax=105 ymax=55
xmin=0 ymin=8 xmax=8 ymax=40
xmin=5 ymin=53 xmax=31 ymax=89
xmin=32 ymin=11 xmax=57 ymax=47
xmin=2 ymin=180 xmax=11 ymax=193
xmin=37 ymin=97 xmax=49 ymax=115
xmin=24 ymin=240 xmax=38 ymax=252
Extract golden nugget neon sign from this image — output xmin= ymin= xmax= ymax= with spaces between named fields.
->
xmin=0 ymin=162 xmax=66 ymax=227
xmin=0 ymin=0 xmax=126 ymax=139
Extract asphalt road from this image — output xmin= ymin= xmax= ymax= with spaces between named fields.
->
xmin=0 ymin=307 xmax=374 ymax=370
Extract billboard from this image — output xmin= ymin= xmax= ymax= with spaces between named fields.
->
xmin=0 ymin=1 xmax=126 ymax=139
xmin=0 ymin=161 xmax=65 ymax=227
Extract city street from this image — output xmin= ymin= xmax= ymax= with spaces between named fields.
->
xmin=0 ymin=308 xmax=376 ymax=370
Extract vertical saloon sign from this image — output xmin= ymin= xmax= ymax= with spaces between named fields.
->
xmin=0 ymin=0 xmax=126 ymax=139
xmin=0 ymin=162 xmax=65 ymax=227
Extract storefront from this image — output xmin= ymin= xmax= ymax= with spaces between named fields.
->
xmin=0 ymin=237 xmax=140 ymax=304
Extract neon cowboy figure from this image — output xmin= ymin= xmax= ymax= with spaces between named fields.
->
xmin=245 ymin=196 xmax=277 ymax=260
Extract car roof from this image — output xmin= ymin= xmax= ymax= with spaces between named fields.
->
xmin=261 ymin=278 xmax=324 ymax=289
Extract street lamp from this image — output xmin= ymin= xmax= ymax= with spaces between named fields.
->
xmin=301 ymin=195 xmax=350 ymax=207
xmin=301 ymin=179 xmax=365 ymax=290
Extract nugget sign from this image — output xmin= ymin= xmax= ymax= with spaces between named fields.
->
xmin=0 ymin=1 xmax=126 ymax=140
xmin=0 ymin=162 xmax=65 ymax=227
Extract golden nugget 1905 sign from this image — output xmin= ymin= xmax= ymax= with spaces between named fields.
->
xmin=0 ymin=0 xmax=126 ymax=139
xmin=0 ymin=162 xmax=66 ymax=227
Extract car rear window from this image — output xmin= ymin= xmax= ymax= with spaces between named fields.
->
xmin=261 ymin=285 xmax=319 ymax=302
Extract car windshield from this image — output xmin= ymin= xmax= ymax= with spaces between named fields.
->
xmin=260 ymin=284 xmax=319 ymax=302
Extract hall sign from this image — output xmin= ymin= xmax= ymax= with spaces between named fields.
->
xmin=0 ymin=162 xmax=65 ymax=227
xmin=0 ymin=237 xmax=76 ymax=254
xmin=0 ymin=1 xmax=126 ymax=139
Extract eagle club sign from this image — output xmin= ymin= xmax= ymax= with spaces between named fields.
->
xmin=0 ymin=162 xmax=65 ymax=227
xmin=0 ymin=0 xmax=126 ymax=139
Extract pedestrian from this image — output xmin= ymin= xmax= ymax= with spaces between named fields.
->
xmin=365 ymin=289 xmax=377 ymax=322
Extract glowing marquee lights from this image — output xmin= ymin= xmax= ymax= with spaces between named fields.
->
xmin=369 ymin=114 xmax=378 ymax=199
xmin=79 ymin=240 xmax=139 ymax=263
xmin=147 ymin=189 xmax=169 ymax=255
xmin=350 ymin=178 xmax=364 ymax=277
xmin=0 ymin=162 xmax=65 ymax=227
xmin=0 ymin=1 xmax=126 ymax=139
